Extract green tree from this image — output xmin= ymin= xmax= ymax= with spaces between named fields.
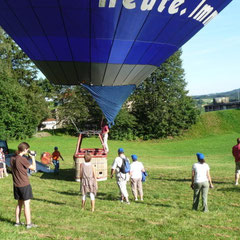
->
xmin=132 ymin=50 xmax=199 ymax=139
xmin=110 ymin=107 xmax=137 ymax=140
xmin=0 ymin=74 xmax=37 ymax=139
xmin=57 ymin=86 xmax=102 ymax=132
xmin=0 ymin=28 xmax=38 ymax=83
xmin=0 ymin=28 xmax=50 ymax=137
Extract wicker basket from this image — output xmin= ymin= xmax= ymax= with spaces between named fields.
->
xmin=75 ymin=157 xmax=107 ymax=182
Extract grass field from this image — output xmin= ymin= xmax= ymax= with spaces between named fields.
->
xmin=1 ymin=110 xmax=240 ymax=240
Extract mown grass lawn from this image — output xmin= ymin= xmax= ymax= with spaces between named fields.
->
xmin=1 ymin=133 xmax=240 ymax=240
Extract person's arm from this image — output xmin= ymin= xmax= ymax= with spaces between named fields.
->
xmin=191 ymin=170 xmax=195 ymax=189
xmin=207 ymin=170 xmax=213 ymax=188
xmin=28 ymin=155 xmax=36 ymax=171
xmin=60 ymin=154 xmax=64 ymax=161
xmin=92 ymin=166 xmax=98 ymax=187
xmin=80 ymin=163 xmax=83 ymax=180
xmin=111 ymin=168 xmax=115 ymax=178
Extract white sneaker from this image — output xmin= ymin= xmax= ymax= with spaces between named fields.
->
xmin=235 ymin=182 xmax=238 ymax=186
xmin=26 ymin=223 xmax=38 ymax=229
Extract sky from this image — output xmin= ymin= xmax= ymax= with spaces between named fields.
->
xmin=182 ymin=1 xmax=240 ymax=96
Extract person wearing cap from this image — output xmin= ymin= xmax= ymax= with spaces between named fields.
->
xmin=232 ymin=138 xmax=240 ymax=185
xmin=130 ymin=155 xmax=145 ymax=201
xmin=52 ymin=147 xmax=64 ymax=174
xmin=191 ymin=153 xmax=213 ymax=212
xmin=111 ymin=148 xmax=130 ymax=204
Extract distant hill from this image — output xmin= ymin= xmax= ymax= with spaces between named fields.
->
xmin=192 ymin=88 xmax=240 ymax=101
xmin=182 ymin=109 xmax=240 ymax=139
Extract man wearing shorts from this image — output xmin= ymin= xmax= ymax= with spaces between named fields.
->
xmin=10 ymin=142 xmax=37 ymax=229
xmin=232 ymin=138 xmax=240 ymax=185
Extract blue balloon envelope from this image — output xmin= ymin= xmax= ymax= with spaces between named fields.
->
xmin=0 ymin=0 xmax=232 ymax=125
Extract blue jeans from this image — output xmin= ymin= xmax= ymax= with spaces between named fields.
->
xmin=52 ymin=160 xmax=59 ymax=173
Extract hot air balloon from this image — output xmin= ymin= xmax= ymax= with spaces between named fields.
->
xmin=0 ymin=0 xmax=232 ymax=125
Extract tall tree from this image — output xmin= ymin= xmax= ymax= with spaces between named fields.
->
xmin=131 ymin=50 xmax=199 ymax=139
xmin=0 ymin=73 xmax=37 ymax=139
xmin=0 ymin=28 xmax=50 ymax=138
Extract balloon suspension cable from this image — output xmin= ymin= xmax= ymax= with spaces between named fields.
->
xmin=70 ymin=118 xmax=80 ymax=133
xmin=100 ymin=115 xmax=104 ymax=128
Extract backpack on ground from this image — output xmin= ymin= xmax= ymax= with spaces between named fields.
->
xmin=119 ymin=158 xmax=130 ymax=174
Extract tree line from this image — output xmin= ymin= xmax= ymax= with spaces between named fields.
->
xmin=0 ymin=28 xmax=199 ymax=140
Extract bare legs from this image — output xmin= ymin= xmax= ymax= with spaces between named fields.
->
xmin=235 ymin=172 xmax=239 ymax=185
xmin=15 ymin=199 xmax=31 ymax=225
xmin=81 ymin=200 xmax=85 ymax=210
xmin=82 ymin=193 xmax=95 ymax=212
xmin=91 ymin=200 xmax=95 ymax=212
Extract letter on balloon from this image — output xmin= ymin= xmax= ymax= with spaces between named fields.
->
xmin=158 ymin=0 xmax=169 ymax=13
xmin=168 ymin=0 xmax=185 ymax=14
xmin=141 ymin=0 xmax=157 ymax=11
xmin=123 ymin=0 xmax=136 ymax=9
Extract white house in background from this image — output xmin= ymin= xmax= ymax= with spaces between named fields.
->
xmin=40 ymin=118 xmax=57 ymax=130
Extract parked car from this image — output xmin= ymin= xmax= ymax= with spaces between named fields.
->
xmin=0 ymin=140 xmax=9 ymax=154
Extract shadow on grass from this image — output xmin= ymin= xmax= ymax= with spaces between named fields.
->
xmin=51 ymin=190 xmax=80 ymax=196
xmin=217 ymin=187 xmax=240 ymax=193
xmin=134 ymin=201 xmax=172 ymax=208
xmin=33 ymin=197 xmax=65 ymax=205
xmin=0 ymin=216 xmax=15 ymax=225
xmin=40 ymin=168 xmax=75 ymax=182
xmin=212 ymin=181 xmax=232 ymax=185
xmin=153 ymin=177 xmax=191 ymax=182
xmin=96 ymin=192 xmax=119 ymax=201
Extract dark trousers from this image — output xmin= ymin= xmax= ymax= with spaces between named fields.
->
xmin=52 ymin=160 xmax=59 ymax=173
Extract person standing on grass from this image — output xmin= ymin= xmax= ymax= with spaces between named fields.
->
xmin=101 ymin=121 xmax=109 ymax=153
xmin=232 ymin=138 xmax=240 ymax=185
xmin=0 ymin=156 xmax=3 ymax=178
xmin=10 ymin=142 xmax=37 ymax=229
xmin=130 ymin=155 xmax=145 ymax=201
xmin=111 ymin=148 xmax=130 ymax=204
xmin=191 ymin=153 xmax=213 ymax=212
xmin=0 ymin=147 xmax=8 ymax=177
xmin=52 ymin=146 xmax=64 ymax=174
xmin=80 ymin=153 xmax=98 ymax=212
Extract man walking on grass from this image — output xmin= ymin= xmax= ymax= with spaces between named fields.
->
xmin=111 ymin=148 xmax=130 ymax=204
xmin=232 ymin=138 xmax=240 ymax=185
xmin=10 ymin=142 xmax=37 ymax=229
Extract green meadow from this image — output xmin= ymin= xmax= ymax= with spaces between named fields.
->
xmin=1 ymin=110 xmax=240 ymax=240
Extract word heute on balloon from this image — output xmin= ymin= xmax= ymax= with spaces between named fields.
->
xmin=99 ymin=0 xmax=218 ymax=25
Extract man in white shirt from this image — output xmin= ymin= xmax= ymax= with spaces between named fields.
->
xmin=111 ymin=148 xmax=130 ymax=204
xmin=130 ymin=155 xmax=145 ymax=201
